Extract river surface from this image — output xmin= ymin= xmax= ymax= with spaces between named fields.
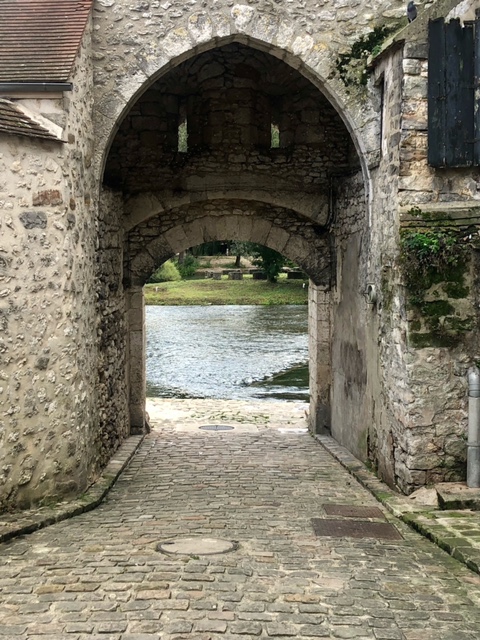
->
xmin=146 ymin=305 xmax=309 ymax=401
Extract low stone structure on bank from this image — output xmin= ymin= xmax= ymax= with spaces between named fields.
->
xmin=0 ymin=0 xmax=479 ymax=510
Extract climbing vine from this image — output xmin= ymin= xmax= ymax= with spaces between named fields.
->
xmin=400 ymin=228 xmax=474 ymax=347
xmin=400 ymin=229 xmax=469 ymax=305
xmin=335 ymin=24 xmax=399 ymax=87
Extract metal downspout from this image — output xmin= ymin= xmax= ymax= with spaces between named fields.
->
xmin=467 ymin=366 xmax=480 ymax=488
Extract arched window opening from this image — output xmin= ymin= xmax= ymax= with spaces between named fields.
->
xmin=271 ymin=122 xmax=280 ymax=149
xmin=178 ymin=102 xmax=188 ymax=153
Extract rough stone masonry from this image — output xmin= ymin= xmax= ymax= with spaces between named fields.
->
xmin=0 ymin=0 xmax=479 ymax=510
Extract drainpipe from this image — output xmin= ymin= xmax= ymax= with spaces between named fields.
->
xmin=0 ymin=82 xmax=73 ymax=93
xmin=467 ymin=366 xmax=480 ymax=488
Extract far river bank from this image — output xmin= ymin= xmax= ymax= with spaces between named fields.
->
xmin=144 ymin=275 xmax=308 ymax=305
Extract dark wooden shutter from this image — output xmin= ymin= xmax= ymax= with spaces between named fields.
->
xmin=428 ymin=18 xmax=476 ymax=167
xmin=428 ymin=18 xmax=446 ymax=167
xmin=474 ymin=17 xmax=480 ymax=165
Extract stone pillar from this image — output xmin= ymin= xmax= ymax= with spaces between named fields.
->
xmin=126 ymin=286 xmax=146 ymax=433
xmin=308 ymin=283 xmax=332 ymax=434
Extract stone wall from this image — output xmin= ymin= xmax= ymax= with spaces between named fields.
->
xmin=96 ymin=188 xmax=130 ymax=463
xmin=329 ymin=171 xmax=370 ymax=460
xmin=92 ymin=0 xmax=410 ymax=177
xmin=394 ymin=16 xmax=479 ymax=491
xmin=2 ymin=0 xmax=480 ymax=511
xmin=0 ymin=22 xmax=99 ymax=509
xmin=367 ymin=19 xmax=480 ymax=492
xmin=125 ymin=200 xmax=332 ymax=286
xmin=367 ymin=47 xmax=407 ymax=488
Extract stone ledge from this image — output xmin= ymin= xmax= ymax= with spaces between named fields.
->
xmin=0 ymin=435 xmax=144 ymax=543
xmin=316 ymin=434 xmax=480 ymax=576
xmin=436 ymin=482 xmax=480 ymax=510
xmin=400 ymin=200 xmax=480 ymax=228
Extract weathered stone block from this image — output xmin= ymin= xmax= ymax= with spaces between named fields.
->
xmin=19 ymin=211 xmax=47 ymax=229
xmin=32 ymin=190 xmax=63 ymax=207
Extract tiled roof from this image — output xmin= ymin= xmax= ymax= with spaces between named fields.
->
xmin=0 ymin=99 xmax=60 ymax=141
xmin=0 ymin=0 xmax=93 ymax=83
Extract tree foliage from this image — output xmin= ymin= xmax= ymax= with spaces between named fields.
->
xmin=248 ymin=244 xmax=286 ymax=282
xmin=149 ymin=259 xmax=181 ymax=283
xmin=175 ymin=254 xmax=199 ymax=278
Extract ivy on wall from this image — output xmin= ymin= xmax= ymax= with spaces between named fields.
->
xmin=400 ymin=227 xmax=474 ymax=348
xmin=335 ymin=24 xmax=400 ymax=87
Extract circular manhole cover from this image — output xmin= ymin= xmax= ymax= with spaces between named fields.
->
xmin=156 ymin=537 xmax=238 ymax=556
xmin=199 ymin=425 xmax=235 ymax=431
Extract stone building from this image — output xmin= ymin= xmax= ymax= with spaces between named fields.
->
xmin=0 ymin=0 xmax=479 ymax=510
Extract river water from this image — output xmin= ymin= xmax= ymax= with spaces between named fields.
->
xmin=146 ymin=305 xmax=309 ymax=401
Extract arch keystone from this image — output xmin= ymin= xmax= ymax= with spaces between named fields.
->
xmin=276 ymin=21 xmax=296 ymax=53
xmin=202 ymin=216 xmax=220 ymax=243
xmin=231 ymin=5 xmax=256 ymax=31
xmin=188 ymin=12 xmax=214 ymax=44
xmin=251 ymin=13 xmax=280 ymax=44
xmin=160 ymin=27 xmax=194 ymax=59
xmin=266 ymin=227 xmax=290 ymax=254
xmin=163 ymin=225 xmax=190 ymax=253
xmin=184 ymin=218 xmax=208 ymax=248
xmin=250 ymin=219 xmax=273 ymax=245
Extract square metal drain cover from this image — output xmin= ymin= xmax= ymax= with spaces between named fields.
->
xmin=323 ymin=504 xmax=386 ymax=519
xmin=311 ymin=518 xmax=403 ymax=540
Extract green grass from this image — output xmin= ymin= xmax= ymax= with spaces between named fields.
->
xmin=144 ymin=274 xmax=308 ymax=305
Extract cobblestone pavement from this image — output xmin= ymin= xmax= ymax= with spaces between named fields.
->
xmin=1 ymin=400 xmax=480 ymax=640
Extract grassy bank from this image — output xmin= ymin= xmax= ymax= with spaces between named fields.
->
xmin=144 ymin=275 xmax=308 ymax=305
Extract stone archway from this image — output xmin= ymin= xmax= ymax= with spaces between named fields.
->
xmin=98 ymin=34 xmax=370 ymax=468
xmin=93 ymin=11 xmax=379 ymax=186
xmin=123 ymin=206 xmax=334 ymax=430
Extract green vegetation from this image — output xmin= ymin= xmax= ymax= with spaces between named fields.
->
xmin=249 ymin=245 xmax=286 ymax=282
xmin=400 ymin=228 xmax=474 ymax=348
xmin=144 ymin=275 xmax=308 ymax=306
xmin=336 ymin=24 xmax=400 ymax=87
xmin=400 ymin=229 xmax=469 ymax=306
xmin=149 ymin=259 xmax=181 ymax=283
xmin=176 ymin=254 xmax=199 ymax=278
xmin=227 ymin=242 xmax=288 ymax=281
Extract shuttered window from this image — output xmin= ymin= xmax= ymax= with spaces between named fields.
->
xmin=428 ymin=17 xmax=479 ymax=167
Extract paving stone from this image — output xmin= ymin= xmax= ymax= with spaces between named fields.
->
xmin=0 ymin=400 xmax=480 ymax=640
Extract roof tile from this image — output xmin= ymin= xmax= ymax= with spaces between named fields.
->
xmin=0 ymin=0 xmax=93 ymax=83
xmin=0 ymin=99 xmax=60 ymax=141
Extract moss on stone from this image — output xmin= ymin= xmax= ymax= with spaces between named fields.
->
xmin=408 ymin=207 xmax=453 ymax=222
xmin=410 ymin=319 xmax=421 ymax=332
xmin=444 ymin=282 xmax=470 ymax=299
xmin=409 ymin=332 xmax=461 ymax=349
xmin=401 ymin=228 xmax=475 ymax=348
xmin=444 ymin=316 xmax=476 ymax=332
xmin=422 ymin=300 xmax=455 ymax=318
xmin=336 ymin=23 xmax=400 ymax=87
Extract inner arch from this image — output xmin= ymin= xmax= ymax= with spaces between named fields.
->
xmin=126 ymin=201 xmax=332 ymax=288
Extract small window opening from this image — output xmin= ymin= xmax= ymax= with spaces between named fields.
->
xmin=178 ymin=104 xmax=188 ymax=153
xmin=271 ymin=122 xmax=280 ymax=149
xmin=379 ymin=75 xmax=387 ymax=157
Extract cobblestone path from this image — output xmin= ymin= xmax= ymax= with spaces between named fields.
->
xmin=1 ymin=400 xmax=480 ymax=640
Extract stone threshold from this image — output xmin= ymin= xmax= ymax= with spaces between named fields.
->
xmin=317 ymin=434 xmax=480 ymax=577
xmin=0 ymin=435 xmax=144 ymax=544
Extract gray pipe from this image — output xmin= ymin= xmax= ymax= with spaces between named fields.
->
xmin=0 ymin=82 xmax=73 ymax=93
xmin=467 ymin=366 xmax=480 ymax=488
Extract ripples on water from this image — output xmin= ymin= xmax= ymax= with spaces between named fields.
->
xmin=146 ymin=305 xmax=309 ymax=401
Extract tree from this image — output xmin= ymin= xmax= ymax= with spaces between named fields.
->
xmin=149 ymin=260 xmax=181 ymax=283
xmin=229 ymin=241 xmax=251 ymax=267
xmin=249 ymin=244 xmax=286 ymax=283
